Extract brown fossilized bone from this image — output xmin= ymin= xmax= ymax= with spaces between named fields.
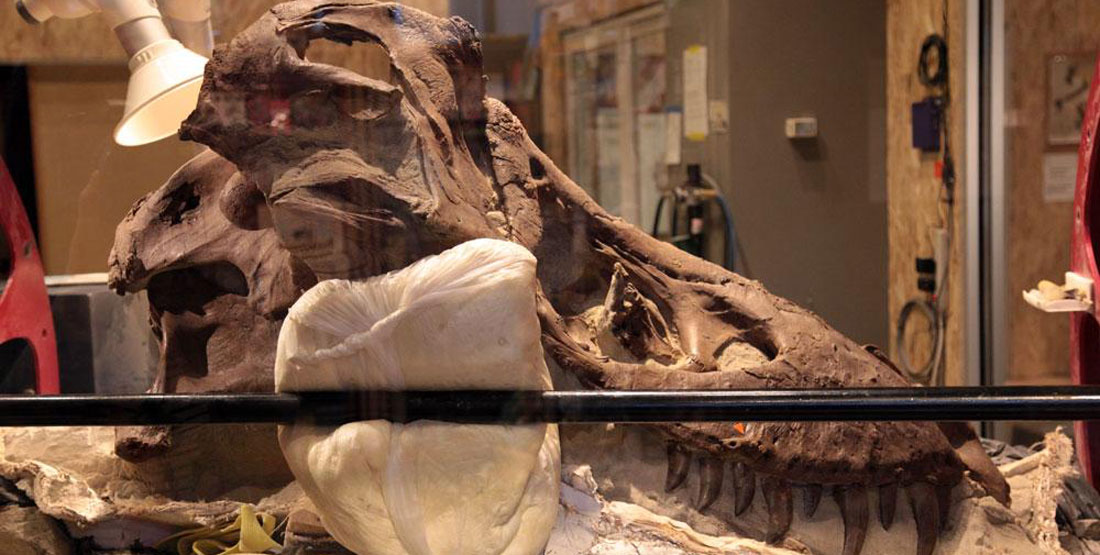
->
xmin=109 ymin=1 xmax=1009 ymax=553
xmin=109 ymin=149 xmax=315 ymax=461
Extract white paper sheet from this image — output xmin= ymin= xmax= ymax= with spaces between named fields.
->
xmin=665 ymin=109 xmax=682 ymax=165
xmin=682 ymin=45 xmax=708 ymax=142
xmin=1043 ymin=151 xmax=1078 ymax=203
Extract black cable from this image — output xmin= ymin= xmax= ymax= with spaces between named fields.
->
xmin=669 ymin=193 xmax=680 ymax=238
xmin=896 ymin=299 xmax=944 ymax=384
xmin=651 ymin=194 xmax=667 ymax=236
xmin=918 ymin=34 xmax=948 ymax=88
xmin=713 ymin=193 xmax=737 ymax=271
xmin=653 ymin=175 xmax=739 ymax=273
xmin=700 ymin=174 xmax=738 ymax=272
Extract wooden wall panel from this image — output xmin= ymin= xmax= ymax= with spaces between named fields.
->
xmin=1004 ymin=0 xmax=1100 ymax=384
xmin=27 ymin=66 xmax=202 ymax=273
xmin=885 ymin=0 xmax=967 ymax=384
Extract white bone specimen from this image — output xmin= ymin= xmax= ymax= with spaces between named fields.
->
xmin=275 ymin=238 xmax=560 ymax=555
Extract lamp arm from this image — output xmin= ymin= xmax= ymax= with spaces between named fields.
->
xmin=16 ymin=0 xmax=159 ymax=26
xmin=158 ymin=0 xmax=213 ymax=56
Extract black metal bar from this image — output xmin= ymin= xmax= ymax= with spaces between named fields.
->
xmin=978 ymin=0 xmax=995 ymax=438
xmin=2 ymin=386 xmax=1100 ymax=427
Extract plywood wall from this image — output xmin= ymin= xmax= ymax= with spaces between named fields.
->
xmin=26 ymin=66 xmax=203 ymax=274
xmin=885 ymin=0 xmax=968 ymax=384
xmin=1004 ymin=0 xmax=1100 ymax=384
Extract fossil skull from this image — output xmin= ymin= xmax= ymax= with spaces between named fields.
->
xmin=109 ymin=2 xmax=1010 ymax=553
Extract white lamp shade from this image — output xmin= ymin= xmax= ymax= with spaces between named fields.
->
xmin=113 ymin=39 xmax=208 ymax=147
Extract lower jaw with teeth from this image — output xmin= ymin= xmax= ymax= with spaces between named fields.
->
xmin=561 ymin=423 xmax=973 ymax=555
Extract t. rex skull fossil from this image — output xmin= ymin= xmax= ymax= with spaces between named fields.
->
xmin=109 ymin=2 xmax=1010 ymax=554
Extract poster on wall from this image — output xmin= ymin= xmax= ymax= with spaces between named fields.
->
xmin=1048 ymin=53 xmax=1095 ymax=146
xmin=1043 ymin=151 xmax=1077 ymax=203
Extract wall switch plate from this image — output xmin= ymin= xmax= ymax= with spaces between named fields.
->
xmin=785 ymin=116 xmax=818 ymax=139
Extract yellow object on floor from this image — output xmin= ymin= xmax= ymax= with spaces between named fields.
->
xmin=156 ymin=504 xmax=283 ymax=555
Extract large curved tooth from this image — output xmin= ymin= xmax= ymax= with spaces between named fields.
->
xmin=694 ymin=458 xmax=724 ymax=511
xmin=732 ymin=462 xmax=756 ymax=515
xmin=834 ymin=485 xmax=869 ymax=555
xmin=665 ymin=444 xmax=691 ymax=492
xmin=879 ymin=483 xmax=898 ymax=530
xmin=935 ymin=485 xmax=952 ymax=532
xmin=803 ymin=484 xmax=823 ymax=518
xmin=761 ymin=476 xmax=793 ymax=544
xmin=907 ymin=483 xmax=940 ymax=555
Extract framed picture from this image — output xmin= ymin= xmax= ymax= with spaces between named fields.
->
xmin=1048 ymin=52 xmax=1095 ymax=147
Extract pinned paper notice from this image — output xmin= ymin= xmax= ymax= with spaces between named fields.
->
xmin=1043 ymin=152 xmax=1078 ymax=203
xmin=683 ymin=45 xmax=708 ymax=142
xmin=666 ymin=109 xmax=682 ymax=165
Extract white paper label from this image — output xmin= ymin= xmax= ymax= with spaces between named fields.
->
xmin=683 ymin=46 xmax=708 ymax=142
xmin=1043 ymin=152 xmax=1078 ymax=203
xmin=665 ymin=110 xmax=682 ymax=165
xmin=709 ymin=100 xmax=729 ymax=134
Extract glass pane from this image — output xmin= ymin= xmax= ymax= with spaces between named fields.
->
xmin=995 ymin=1 xmax=1098 ymax=445
xmin=1 ymin=2 xmax=1085 ymax=554
xmin=568 ymin=46 xmax=620 ymax=215
xmin=633 ymin=27 xmax=667 ymax=234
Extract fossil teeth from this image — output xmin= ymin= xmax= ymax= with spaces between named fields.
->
xmin=879 ymin=483 xmax=898 ymax=530
xmin=761 ymin=476 xmax=793 ymax=544
xmin=665 ymin=444 xmax=691 ymax=493
xmin=834 ymin=485 xmax=869 ymax=555
xmin=732 ymin=462 xmax=756 ymax=515
xmin=907 ymin=483 xmax=940 ymax=555
xmin=802 ymin=484 xmax=823 ymax=518
xmin=936 ymin=421 xmax=1011 ymax=505
xmin=935 ymin=485 xmax=952 ymax=532
xmin=695 ymin=458 xmax=724 ymax=511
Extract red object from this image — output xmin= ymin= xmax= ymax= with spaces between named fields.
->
xmin=0 ymin=157 xmax=59 ymax=394
xmin=1070 ymin=53 xmax=1100 ymax=487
